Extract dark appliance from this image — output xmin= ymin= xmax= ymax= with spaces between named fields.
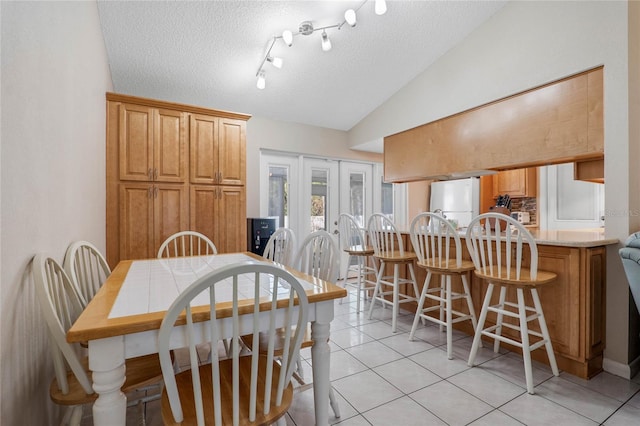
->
xmin=247 ymin=217 xmax=278 ymax=256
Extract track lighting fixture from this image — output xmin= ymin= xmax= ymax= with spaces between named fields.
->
xmin=254 ymin=0 xmax=387 ymax=89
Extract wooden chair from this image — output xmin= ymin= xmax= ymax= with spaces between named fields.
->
xmin=157 ymin=230 xmax=222 ymax=363
xmin=409 ymin=212 xmax=479 ymax=359
xmin=63 ymin=240 xmax=111 ymax=307
xmin=338 ymin=213 xmax=377 ymax=312
xmin=465 ymin=213 xmax=559 ymax=394
xmin=367 ymin=213 xmax=419 ymax=333
xmin=157 ymin=262 xmax=309 ymax=426
xmin=243 ymin=230 xmax=341 ymax=419
xmin=263 ymin=227 xmax=297 ymax=267
xmin=32 ymin=254 xmax=164 ymax=425
xmin=157 ymin=231 xmax=217 ymax=259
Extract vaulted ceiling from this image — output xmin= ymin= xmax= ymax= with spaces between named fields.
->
xmin=98 ymin=1 xmax=506 ymax=138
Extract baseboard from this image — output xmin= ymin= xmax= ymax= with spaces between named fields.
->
xmin=603 ymin=357 xmax=633 ymax=379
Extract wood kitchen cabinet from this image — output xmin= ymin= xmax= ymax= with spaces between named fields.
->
xmin=384 ymin=66 xmax=603 ymax=182
xmin=190 ymin=115 xmax=245 ymax=186
xmin=190 ymin=185 xmax=247 ymax=254
xmin=119 ymin=182 xmax=188 ymax=260
xmin=106 ymin=93 xmax=250 ymax=267
xmin=493 ymin=168 xmax=537 ymax=198
xmin=119 ymin=104 xmax=186 ymax=183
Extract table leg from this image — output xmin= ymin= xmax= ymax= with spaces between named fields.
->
xmin=311 ymin=301 xmax=333 ymax=426
xmin=89 ymin=336 xmax=127 ymax=425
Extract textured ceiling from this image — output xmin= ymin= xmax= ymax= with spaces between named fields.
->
xmin=97 ymin=1 xmax=506 ymax=136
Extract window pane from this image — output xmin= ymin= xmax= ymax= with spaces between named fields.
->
xmin=311 ymin=169 xmax=328 ymax=232
xmin=269 ymin=166 xmax=288 ymax=227
xmin=349 ymin=172 xmax=365 ymax=227
xmin=381 ymin=179 xmax=394 ymax=222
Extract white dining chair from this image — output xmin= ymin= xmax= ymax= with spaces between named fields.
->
xmin=157 ymin=230 xmax=217 ymax=259
xmin=158 ymin=230 xmax=223 ymax=363
xmin=32 ymin=254 xmax=164 ymax=425
xmin=263 ymin=227 xmax=297 ymax=267
xmin=465 ymin=213 xmax=559 ymax=394
xmin=338 ymin=213 xmax=377 ymax=312
xmin=408 ymin=212 xmax=478 ymax=359
xmin=63 ymin=240 xmax=111 ymax=307
xmin=367 ymin=213 xmax=419 ymax=333
xmin=157 ymin=262 xmax=309 ymax=426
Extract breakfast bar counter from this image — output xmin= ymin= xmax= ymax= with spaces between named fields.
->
xmin=395 ymin=226 xmax=618 ymax=379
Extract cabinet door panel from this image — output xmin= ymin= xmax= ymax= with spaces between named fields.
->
xmin=154 ymin=184 xmax=189 ymax=254
xmin=218 ymin=186 xmax=246 ymax=253
xmin=119 ymin=104 xmax=153 ymax=181
xmin=119 ymin=183 xmax=154 ymax=260
xmin=218 ymin=119 xmax=246 ymax=186
xmin=190 ymin=114 xmax=218 ymax=184
xmin=190 ymin=185 xmax=219 ymax=248
xmin=155 ymin=109 xmax=186 ymax=182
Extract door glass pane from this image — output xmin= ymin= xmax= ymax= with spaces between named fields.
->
xmin=269 ymin=166 xmax=288 ymax=227
xmin=381 ymin=179 xmax=394 ymax=222
xmin=310 ymin=169 xmax=328 ymax=232
xmin=349 ymin=172 xmax=365 ymax=227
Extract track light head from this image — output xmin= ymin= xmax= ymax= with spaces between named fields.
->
xmin=321 ymin=30 xmax=332 ymax=52
xmin=344 ymin=9 xmax=357 ymax=27
xmin=256 ymin=70 xmax=266 ymax=89
xmin=267 ymin=56 xmax=283 ymax=69
xmin=282 ymin=30 xmax=293 ymax=47
xmin=375 ymin=0 xmax=387 ymax=15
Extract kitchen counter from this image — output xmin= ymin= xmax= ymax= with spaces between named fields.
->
xmin=397 ymin=226 xmax=618 ymax=248
xmin=392 ymin=225 xmax=615 ymax=379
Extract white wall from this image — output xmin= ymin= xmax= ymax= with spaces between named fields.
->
xmin=0 ymin=2 xmax=112 ymax=423
xmin=246 ymin=115 xmax=382 ymax=217
xmin=349 ymin=1 xmax=636 ymax=375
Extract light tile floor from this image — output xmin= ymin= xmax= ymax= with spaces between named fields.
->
xmin=83 ymin=283 xmax=640 ymax=425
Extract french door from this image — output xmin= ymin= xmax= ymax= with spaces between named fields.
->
xmin=261 ymin=151 xmax=380 ymax=277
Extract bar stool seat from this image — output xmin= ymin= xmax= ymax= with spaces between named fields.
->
xmin=409 ymin=212 xmax=479 ymax=359
xmin=466 ymin=213 xmax=559 ymax=394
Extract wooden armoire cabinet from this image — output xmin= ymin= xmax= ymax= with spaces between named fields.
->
xmin=106 ymin=93 xmax=251 ymax=268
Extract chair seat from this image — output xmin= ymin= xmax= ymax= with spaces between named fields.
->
xmin=161 ymin=356 xmax=293 ymax=426
xmin=343 ymin=245 xmax=375 ymax=256
xmin=50 ymin=353 xmax=163 ymax=406
xmin=374 ymin=252 xmax=417 ymax=264
xmin=475 ymin=266 xmax=557 ymax=288
xmin=417 ymin=258 xmax=476 ymax=274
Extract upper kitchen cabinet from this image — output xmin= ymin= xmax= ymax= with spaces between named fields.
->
xmin=493 ymin=168 xmax=537 ymax=198
xmin=190 ymin=115 xmax=246 ymax=186
xmin=106 ymin=93 xmax=250 ymax=267
xmin=384 ymin=67 xmax=604 ymax=182
xmin=118 ymin=103 xmax=187 ymax=183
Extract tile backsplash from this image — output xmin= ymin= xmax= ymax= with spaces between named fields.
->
xmin=509 ymin=197 xmax=537 ymax=225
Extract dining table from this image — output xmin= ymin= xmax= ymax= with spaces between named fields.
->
xmin=66 ymin=251 xmax=347 ymax=425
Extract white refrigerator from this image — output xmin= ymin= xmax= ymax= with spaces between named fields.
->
xmin=429 ymin=177 xmax=480 ymax=228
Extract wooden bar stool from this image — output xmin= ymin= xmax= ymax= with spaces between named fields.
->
xmin=338 ymin=213 xmax=377 ymax=312
xmin=465 ymin=213 xmax=559 ymax=394
xmin=367 ymin=213 xmax=419 ymax=333
xmin=408 ymin=212 xmax=478 ymax=359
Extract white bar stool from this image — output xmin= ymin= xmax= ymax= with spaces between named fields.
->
xmin=408 ymin=212 xmax=478 ymax=359
xmin=367 ymin=213 xmax=419 ymax=333
xmin=338 ymin=213 xmax=378 ymax=312
xmin=466 ymin=212 xmax=559 ymax=394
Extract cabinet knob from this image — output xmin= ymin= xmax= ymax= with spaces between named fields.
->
xmin=154 ymin=168 xmax=158 ymax=180
xmin=148 ymin=168 xmax=153 ymax=180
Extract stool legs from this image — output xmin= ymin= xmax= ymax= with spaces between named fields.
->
xmin=368 ymin=260 xmax=418 ymax=333
xmin=410 ymin=270 xmax=478 ymax=359
xmin=468 ymin=283 xmax=559 ymax=395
